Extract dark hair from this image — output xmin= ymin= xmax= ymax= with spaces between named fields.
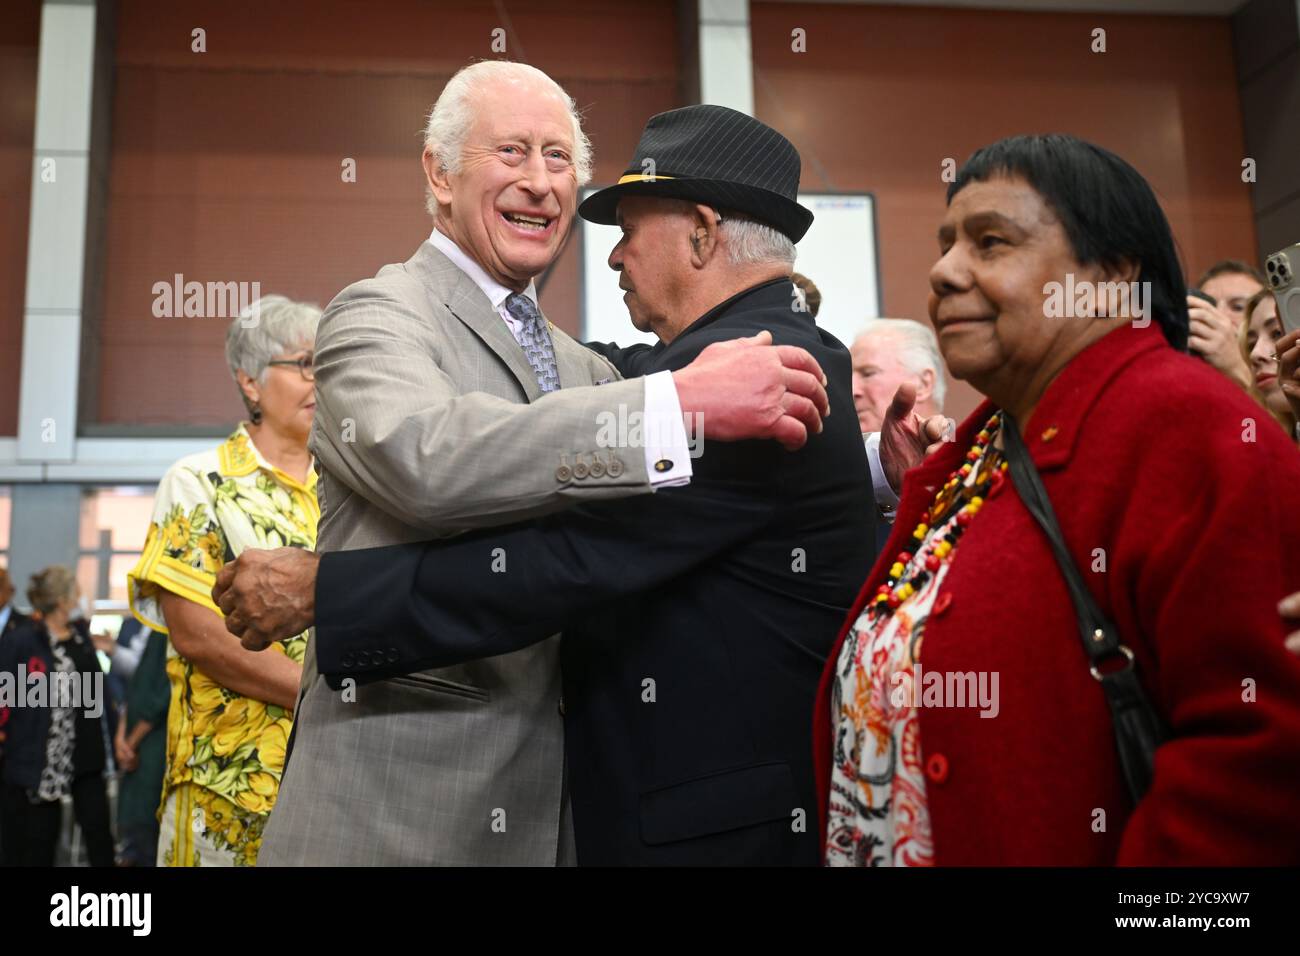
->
xmin=791 ymin=272 xmax=822 ymax=318
xmin=947 ymin=134 xmax=1188 ymax=351
xmin=1197 ymin=259 xmax=1266 ymax=289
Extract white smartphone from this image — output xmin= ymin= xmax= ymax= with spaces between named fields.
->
xmin=1265 ymin=243 xmax=1300 ymax=334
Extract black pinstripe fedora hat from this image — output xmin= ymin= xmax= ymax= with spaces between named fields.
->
xmin=578 ymin=104 xmax=814 ymax=242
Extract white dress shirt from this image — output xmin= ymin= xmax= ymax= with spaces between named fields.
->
xmin=109 ymin=624 xmax=152 ymax=682
xmin=864 ymin=432 xmax=899 ymax=519
xmin=428 ymin=228 xmax=691 ymax=487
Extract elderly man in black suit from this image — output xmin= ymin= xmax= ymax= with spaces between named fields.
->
xmin=216 ymin=107 xmax=932 ymax=864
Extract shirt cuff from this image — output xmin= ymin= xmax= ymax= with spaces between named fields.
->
xmin=864 ymin=432 xmax=899 ymax=513
xmin=112 ymin=643 xmax=143 ymax=682
xmin=643 ymin=371 xmax=693 ymax=489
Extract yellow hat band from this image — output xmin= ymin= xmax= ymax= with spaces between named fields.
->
xmin=616 ymin=173 xmax=678 ymax=185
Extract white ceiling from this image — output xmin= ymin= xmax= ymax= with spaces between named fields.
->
xmin=761 ymin=0 xmax=1248 ymax=15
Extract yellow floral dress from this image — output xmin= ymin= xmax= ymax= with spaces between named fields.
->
xmin=128 ymin=424 xmax=318 ymax=866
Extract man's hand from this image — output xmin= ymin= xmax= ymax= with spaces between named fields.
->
xmin=672 ymin=330 xmax=829 ymax=451
xmin=880 ymin=382 xmax=951 ymax=494
xmin=1276 ymin=328 xmax=1300 ymax=425
xmin=212 ymin=548 xmax=321 ymax=651
xmin=1188 ymin=295 xmax=1251 ymax=389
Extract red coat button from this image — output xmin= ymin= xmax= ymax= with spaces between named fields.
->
xmin=926 ymin=753 xmax=949 ymax=784
xmin=932 ymin=591 xmax=953 ymax=616
xmin=988 ymin=469 xmax=1007 ymax=498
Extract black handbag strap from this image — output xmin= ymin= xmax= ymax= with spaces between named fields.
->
xmin=1001 ymin=412 xmax=1166 ymax=804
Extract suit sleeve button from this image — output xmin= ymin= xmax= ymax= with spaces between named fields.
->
xmin=555 ymin=465 xmax=572 ymax=482
xmin=573 ymin=458 xmax=590 ymax=479
xmin=589 ymin=457 xmax=606 ymax=478
xmin=607 ymin=456 xmax=625 ymax=478
xmin=341 ymin=654 xmax=355 ymax=669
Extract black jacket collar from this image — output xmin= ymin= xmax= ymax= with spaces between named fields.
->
xmin=659 ymin=277 xmax=793 ymax=353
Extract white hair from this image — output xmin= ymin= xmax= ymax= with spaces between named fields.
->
xmin=720 ymin=215 xmax=796 ymax=266
xmin=226 ymin=295 xmax=321 ymax=386
xmin=856 ymin=318 xmax=948 ymax=410
xmin=422 ymin=60 xmax=592 ymax=215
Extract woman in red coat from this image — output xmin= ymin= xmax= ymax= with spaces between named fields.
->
xmin=815 ymin=134 xmax=1300 ymax=866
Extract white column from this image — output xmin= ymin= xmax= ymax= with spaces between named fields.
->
xmin=698 ymin=0 xmax=754 ymax=115
xmin=17 ymin=0 xmax=97 ymax=463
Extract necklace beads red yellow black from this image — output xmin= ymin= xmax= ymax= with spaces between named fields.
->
xmin=868 ymin=411 xmax=1008 ymax=620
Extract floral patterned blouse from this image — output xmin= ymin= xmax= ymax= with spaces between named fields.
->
xmin=128 ymin=424 xmax=317 ymax=864
xmin=827 ymin=420 xmax=1001 ymax=867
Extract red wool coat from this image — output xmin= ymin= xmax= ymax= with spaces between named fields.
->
xmin=813 ymin=322 xmax=1300 ymax=865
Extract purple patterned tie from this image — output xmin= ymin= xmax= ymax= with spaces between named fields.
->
xmin=504 ymin=292 xmax=560 ymax=394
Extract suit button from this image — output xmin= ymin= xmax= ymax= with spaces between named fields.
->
xmin=925 ymin=753 xmax=949 ymax=784
xmin=555 ymin=464 xmax=572 ymax=482
xmin=607 ymin=456 xmax=625 ymax=478
xmin=573 ymin=458 xmax=590 ymax=479
xmin=341 ymin=653 xmax=355 ymax=669
xmin=932 ymin=591 xmax=953 ymax=617
xmin=589 ymin=457 xmax=606 ymax=478
xmin=558 ymin=695 xmax=566 ymax=717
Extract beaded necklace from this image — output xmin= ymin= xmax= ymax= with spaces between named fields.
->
xmin=868 ymin=411 xmax=1008 ymax=619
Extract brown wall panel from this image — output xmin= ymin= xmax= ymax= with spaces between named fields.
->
xmin=0 ymin=0 xmax=42 ymax=436
xmin=96 ymin=0 xmax=680 ymax=426
xmin=752 ymin=2 xmax=1257 ymax=423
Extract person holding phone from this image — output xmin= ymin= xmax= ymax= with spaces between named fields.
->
xmin=1187 ymin=287 xmax=1252 ymax=388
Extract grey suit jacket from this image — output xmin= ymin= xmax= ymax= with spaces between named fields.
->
xmin=259 ymin=241 xmax=652 ymax=865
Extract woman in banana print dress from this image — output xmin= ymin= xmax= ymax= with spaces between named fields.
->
xmin=128 ymin=296 xmax=321 ymax=866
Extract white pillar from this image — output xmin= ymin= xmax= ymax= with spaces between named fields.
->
xmin=698 ymin=0 xmax=754 ymax=115
xmin=17 ymin=0 xmax=98 ymax=463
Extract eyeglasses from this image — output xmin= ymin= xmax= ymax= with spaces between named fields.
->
xmin=266 ymin=354 xmax=315 ymax=381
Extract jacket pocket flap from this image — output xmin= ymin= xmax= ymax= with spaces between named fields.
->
xmin=639 ymin=761 xmax=795 ymax=846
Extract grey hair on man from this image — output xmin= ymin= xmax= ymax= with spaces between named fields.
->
xmin=422 ymin=60 xmax=593 ymax=216
xmin=856 ymin=318 xmax=948 ymax=410
xmin=720 ymin=213 xmax=796 ymax=267
xmin=226 ymin=295 xmax=322 ymax=388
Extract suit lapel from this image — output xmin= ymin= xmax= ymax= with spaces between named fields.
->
xmin=409 ymin=243 xmax=543 ymax=401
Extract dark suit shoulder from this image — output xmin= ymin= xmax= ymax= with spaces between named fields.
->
xmin=672 ymin=282 xmax=847 ymax=359
xmin=1 ymin=619 xmax=45 ymax=661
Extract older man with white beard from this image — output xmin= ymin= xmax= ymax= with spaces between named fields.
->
xmin=249 ymin=61 xmax=835 ymax=866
